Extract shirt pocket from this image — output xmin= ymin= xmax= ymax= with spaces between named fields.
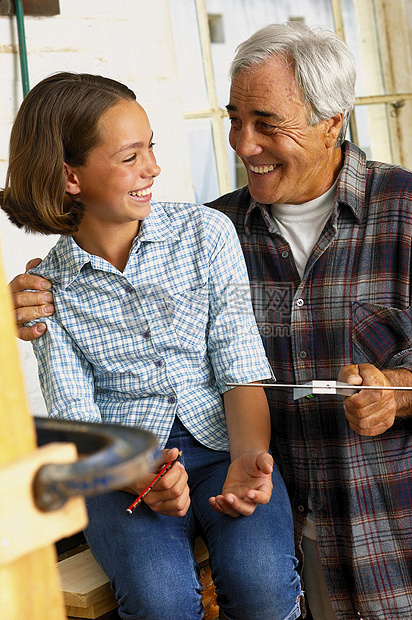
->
xmin=352 ymin=301 xmax=412 ymax=368
xmin=166 ymin=285 xmax=209 ymax=352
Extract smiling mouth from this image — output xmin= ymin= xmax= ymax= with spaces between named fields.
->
xmin=128 ymin=188 xmax=151 ymax=197
xmin=249 ymin=164 xmax=279 ymax=175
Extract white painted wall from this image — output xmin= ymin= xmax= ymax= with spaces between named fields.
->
xmin=0 ymin=0 xmax=195 ymax=416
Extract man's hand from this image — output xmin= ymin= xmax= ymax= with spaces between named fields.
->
xmin=122 ymin=448 xmax=190 ymax=517
xmin=8 ymin=258 xmax=54 ymax=341
xmin=209 ymin=450 xmax=273 ymax=518
xmin=338 ymin=363 xmax=396 ymax=436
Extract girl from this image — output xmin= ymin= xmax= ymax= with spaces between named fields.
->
xmin=1 ymin=72 xmax=301 ymax=620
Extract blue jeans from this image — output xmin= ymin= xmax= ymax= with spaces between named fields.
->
xmin=85 ymin=418 xmax=301 ymax=620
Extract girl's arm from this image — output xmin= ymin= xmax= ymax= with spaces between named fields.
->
xmin=31 ymin=316 xmax=101 ymax=423
xmin=225 ymin=384 xmax=270 ymax=459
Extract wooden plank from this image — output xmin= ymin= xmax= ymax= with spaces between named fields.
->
xmin=66 ymin=595 xmax=118 ymax=619
xmin=0 ymin=442 xmax=88 ymax=566
xmin=200 ymin=563 xmax=220 ymax=620
xmin=0 ymin=236 xmax=68 ymax=619
xmin=194 ymin=535 xmax=209 ymax=565
xmin=59 ymin=549 xmax=116 ymax=609
xmin=59 ymin=537 xmax=219 ymax=619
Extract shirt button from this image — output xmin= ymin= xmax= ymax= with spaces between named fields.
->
xmin=299 ymin=351 xmax=307 ymax=359
xmin=168 ymin=396 xmax=176 ymax=404
xmin=296 ymin=298 xmax=304 ymax=307
xmin=281 ymin=250 xmax=289 ymax=258
xmin=297 ymin=504 xmax=305 ymax=513
xmin=142 ymin=331 xmax=150 ymax=340
xmin=125 ymin=286 xmax=134 ymax=294
xmin=155 ymin=360 xmax=164 ymax=368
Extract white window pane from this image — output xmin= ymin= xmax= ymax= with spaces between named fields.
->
xmin=186 ymin=118 xmax=220 ymax=204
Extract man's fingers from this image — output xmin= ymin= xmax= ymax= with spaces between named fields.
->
xmin=338 ymin=364 xmax=363 ymax=385
xmin=14 ymin=292 xmax=54 ymax=320
xmin=25 ymin=258 xmax=43 ymax=271
xmin=16 ymin=323 xmax=47 ymax=342
xmin=9 ymin=272 xmax=52 ymax=296
xmin=347 ymin=417 xmax=395 ymax=436
xmin=7 ymin=269 xmax=53 ymax=341
xmin=344 ymin=387 xmax=396 ymax=436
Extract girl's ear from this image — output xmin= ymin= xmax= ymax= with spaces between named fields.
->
xmin=64 ymin=163 xmax=81 ymax=195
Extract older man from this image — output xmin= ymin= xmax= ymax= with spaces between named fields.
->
xmin=9 ymin=23 xmax=412 ymax=620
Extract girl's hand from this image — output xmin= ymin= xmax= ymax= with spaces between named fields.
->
xmin=209 ymin=450 xmax=273 ymax=517
xmin=122 ymin=447 xmax=190 ymax=517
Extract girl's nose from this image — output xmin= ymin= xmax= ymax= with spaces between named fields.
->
xmin=145 ymin=153 xmax=161 ymax=179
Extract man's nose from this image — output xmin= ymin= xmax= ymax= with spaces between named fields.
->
xmin=231 ymin=126 xmax=263 ymax=158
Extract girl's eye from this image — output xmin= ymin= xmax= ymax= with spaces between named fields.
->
xmin=149 ymin=142 xmax=156 ymax=150
xmin=123 ymin=154 xmax=136 ymax=162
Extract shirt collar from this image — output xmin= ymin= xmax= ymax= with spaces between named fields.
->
xmin=53 ymin=235 xmax=92 ymax=288
xmin=244 ymin=201 xmax=275 ymax=235
xmin=139 ymin=201 xmax=181 ymax=243
xmin=334 ymin=141 xmax=366 ymax=224
xmin=244 ymin=140 xmax=365 ymax=233
xmin=55 ymin=201 xmax=181 ymax=288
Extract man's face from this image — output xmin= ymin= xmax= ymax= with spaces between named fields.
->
xmin=227 ymin=56 xmax=342 ymax=205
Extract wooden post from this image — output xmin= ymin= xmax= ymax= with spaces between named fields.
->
xmin=0 ymin=238 xmax=85 ymax=620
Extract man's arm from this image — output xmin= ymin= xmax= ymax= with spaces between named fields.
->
xmin=8 ymin=259 xmax=54 ymax=340
xmin=339 ymin=363 xmax=412 ymax=436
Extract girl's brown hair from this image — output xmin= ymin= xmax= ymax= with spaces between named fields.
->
xmin=0 ymin=72 xmax=136 ymax=235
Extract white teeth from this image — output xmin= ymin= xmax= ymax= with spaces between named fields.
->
xmin=249 ymin=164 xmax=277 ymax=174
xmin=129 ymin=189 xmax=151 ymax=197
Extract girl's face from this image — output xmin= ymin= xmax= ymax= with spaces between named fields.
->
xmin=66 ymin=99 xmax=160 ymax=229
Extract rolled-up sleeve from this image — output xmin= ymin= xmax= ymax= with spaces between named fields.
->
xmin=204 ymin=212 xmax=274 ymax=392
xmin=31 ymin=317 xmax=102 ymax=422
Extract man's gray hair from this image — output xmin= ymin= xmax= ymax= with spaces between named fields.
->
xmin=230 ymin=22 xmax=356 ymax=147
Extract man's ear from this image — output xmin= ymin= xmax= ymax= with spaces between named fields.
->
xmin=325 ymin=113 xmax=344 ymax=147
xmin=64 ymin=163 xmax=81 ymax=195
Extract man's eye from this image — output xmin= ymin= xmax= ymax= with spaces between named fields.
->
xmin=259 ymin=122 xmax=278 ymax=134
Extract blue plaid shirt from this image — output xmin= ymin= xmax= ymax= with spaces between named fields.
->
xmin=30 ymin=202 xmax=272 ymax=450
xmin=208 ymin=142 xmax=412 ymax=619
